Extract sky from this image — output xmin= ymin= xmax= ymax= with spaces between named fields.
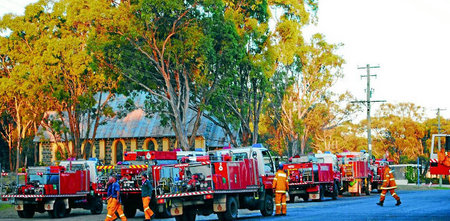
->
xmin=1 ymin=0 xmax=450 ymax=119
xmin=304 ymin=0 xmax=450 ymax=119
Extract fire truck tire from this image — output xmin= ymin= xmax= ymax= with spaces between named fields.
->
xmin=288 ymin=195 xmax=296 ymax=203
xmin=313 ymin=185 xmax=325 ymax=202
xmin=90 ymin=197 xmax=103 ymax=214
xmin=260 ymin=193 xmax=274 ymax=217
xmin=365 ymin=183 xmax=371 ymax=196
xmin=123 ymin=204 xmax=137 ymax=218
xmin=332 ymin=182 xmax=338 ymax=200
xmin=53 ymin=199 xmax=67 ymax=218
xmin=218 ymin=196 xmax=238 ymax=221
xmin=18 ymin=205 xmax=35 ymax=218
xmin=65 ymin=208 xmax=72 ymax=216
xmin=17 ymin=211 xmax=24 ymax=218
xmin=47 ymin=210 xmax=55 ymax=218
xmin=301 ymin=194 xmax=309 ymax=202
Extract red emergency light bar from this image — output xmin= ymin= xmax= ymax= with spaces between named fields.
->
xmin=124 ymin=151 xmax=177 ymax=161
xmin=181 ymin=155 xmax=210 ymax=163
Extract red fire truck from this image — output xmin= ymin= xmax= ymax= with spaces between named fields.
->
xmin=0 ymin=160 xmax=103 ymax=219
xmin=154 ymin=146 xmax=276 ymax=221
xmin=284 ymin=153 xmax=340 ymax=203
xmin=429 ymin=134 xmax=450 ymax=175
xmin=95 ymin=150 xmax=178 ymax=218
xmin=337 ymin=151 xmax=372 ymax=196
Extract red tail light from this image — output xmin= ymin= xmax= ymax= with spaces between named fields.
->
xmin=2 ymin=198 xmax=7 ymax=201
xmin=205 ymin=194 xmax=213 ymax=199
xmin=157 ymin=199 xmax=165 ymax=204
xmin=102 ymin=197 xmax=106 ymax=201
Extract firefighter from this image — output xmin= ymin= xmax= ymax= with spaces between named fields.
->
xmin=141 ymin=173 xmax=154 ymax=221
xmin=377 ymin=166 xmax=401 ymax=207
xmin=273 ymin=163 xmax=289 ymax=216
xmin=105 ymin=175 xmax=127 ymax=221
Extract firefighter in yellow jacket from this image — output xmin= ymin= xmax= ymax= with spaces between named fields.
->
xmin=377 ymin=166 xmax=401 ymax=207
xmin=273 ymin=164 xmax=289 ymax=216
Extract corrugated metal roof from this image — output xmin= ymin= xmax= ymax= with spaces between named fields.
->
xmin=34 ymin=92 xmax=232 ymax=147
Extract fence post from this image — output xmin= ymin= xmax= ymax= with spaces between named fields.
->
xmin=417 ymin=157 xmax=420 ymax=186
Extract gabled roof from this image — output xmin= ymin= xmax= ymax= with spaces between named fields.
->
xmin=34 ymin=92 xmax=233 ymax=147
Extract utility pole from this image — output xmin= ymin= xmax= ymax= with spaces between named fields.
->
xmin=434 ymin=108 xmax=446 ymax=187
xmin=352 ymin=64 xmax=385 ymax=160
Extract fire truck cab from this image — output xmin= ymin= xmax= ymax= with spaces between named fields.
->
xmin=429 ymin=134 xmax=450 ymax=175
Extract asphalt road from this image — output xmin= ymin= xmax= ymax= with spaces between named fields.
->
xmin=0 ymin=189 xmax=449 ymax=221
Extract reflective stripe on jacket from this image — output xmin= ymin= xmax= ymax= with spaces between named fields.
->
xmin=380 ymin=167 xmax=397 ymax=190
xmin=273 ymin=169 xmax=289 ymax=192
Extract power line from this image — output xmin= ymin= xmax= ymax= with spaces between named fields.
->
xmin=351 ymin=64 xmax=386 ymax=160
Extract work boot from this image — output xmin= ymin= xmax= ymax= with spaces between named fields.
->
xmin=395 ymin=200 xmax=402 ymax=206
xmin=376 ymin=201 xmax=384 ymax=207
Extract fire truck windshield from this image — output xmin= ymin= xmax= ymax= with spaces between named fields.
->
xmin=262 ymin=150 xmax=275 ymax=174
xmin=28 ymin=174 xmax=59 ymax=185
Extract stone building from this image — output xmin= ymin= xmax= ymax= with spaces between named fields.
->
xmin=34 ymin=93 xmax=230 ymax=165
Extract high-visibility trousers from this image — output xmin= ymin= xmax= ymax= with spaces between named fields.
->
xmin=379 ymin=189 xmax=400 ymax=202
xmin=105 ymin=198 xmax=127 ymax=221
xmin=142 ymin=196 xmax=154 ymax=220
xmin=275 ymin=192 xmax=287 ymax=215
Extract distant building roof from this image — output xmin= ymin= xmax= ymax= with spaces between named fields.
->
xmin=34 ymin=92 xmax=232 ymax=147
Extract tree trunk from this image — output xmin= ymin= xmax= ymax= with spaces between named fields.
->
xmin=9 ymin=143 xmax=12 ymax=171
xmin=241 ymin=129 xmax=251 ymax=146
xmin=170 ymin=115 xmax=190 ymax=151
xmin=15 ymin=139 xmax=20 ymax=171
xmin=291 ymin=139 xmax=299 ymax=156
xmin=188 ymin=108 xmax=203 ymax=150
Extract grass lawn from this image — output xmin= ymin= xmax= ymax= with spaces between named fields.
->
xmin=0 ymin=203 xmax=13 ymax=211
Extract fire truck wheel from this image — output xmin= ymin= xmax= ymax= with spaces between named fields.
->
xmin=90 ymin=197 xmax=103 ymax=214
xmin=313 ymin=185 xmax=325 ymax=202
xmin=301 ymin=194 xmax=309 ymax=202
xmin=65 ymin=208 xmax=71 ymax=216
xmin=17 ymin=211 xmax=25 ymax=218
xmin=18 ymin=204 xmax=35 ymax=218
xmin=288 ymin=195 xmax=296 ymax=203
xmin=260 ymin=193 xmax=274 ymax=217
xmin=365 ymin=183 xmax=371 ymax=196
xmin=123 ymin=204 xmax=137 ymax=218
xmin=47 ymin=210 xmax=55 ymax=218
xmin=53 ymin=199 xmax=67 ymax=218
xmin=218 ymin=196 xmax=238 ymax=221
xmin=332 ymin=182 xmax=338 ymax=200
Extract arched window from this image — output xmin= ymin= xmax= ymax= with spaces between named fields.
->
xmin=143 ymin=138 xmax=158 ymax=151
xmin=111 ymin=139 xmax=127 ymax=164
